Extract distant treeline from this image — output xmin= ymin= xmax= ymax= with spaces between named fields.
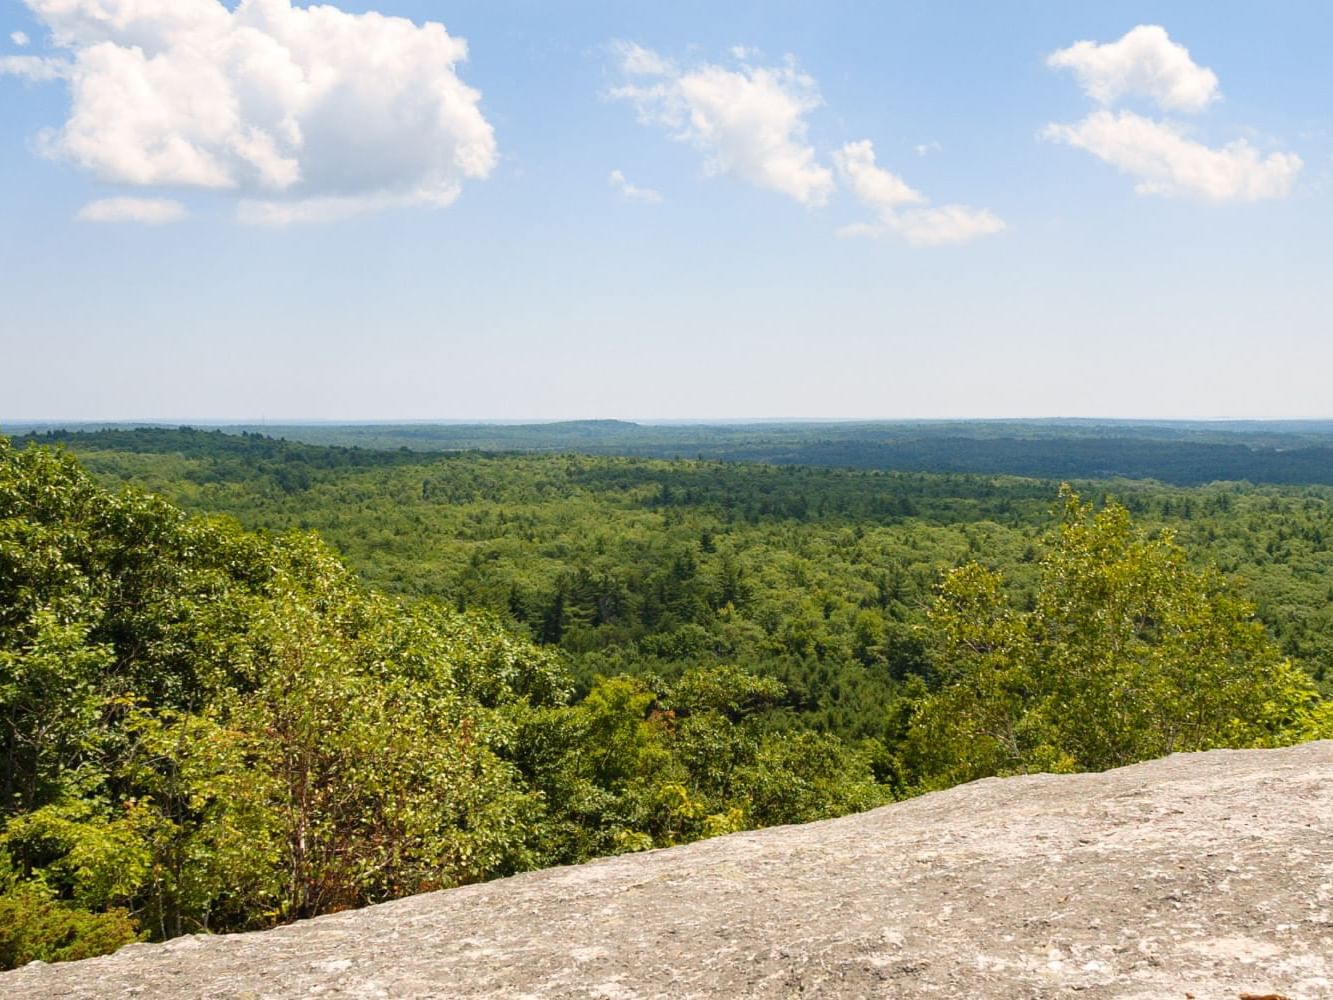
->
xmin=10 ymin=420 xmax=1333 ymax=486
xmin=723 ymin=436 xmax=1333 ymax=486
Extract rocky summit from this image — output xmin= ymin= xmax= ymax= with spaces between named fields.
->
xmin=5 ymin=741 xmax=1331 ymax=1000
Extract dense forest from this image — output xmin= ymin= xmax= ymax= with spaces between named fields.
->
xmin=22 ymin=427 xmax=1333 ymax=699
xmin=2 ymin=428 xmax=1330 ymax=967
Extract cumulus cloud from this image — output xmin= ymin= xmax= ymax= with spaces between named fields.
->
xmin=76 ymin=196 xmax=188 ymax=224
xmin=10 ymin=0 xmax=496 ymax=223
xmin=1044 ymin=25 xmax=1300 ymax=201
xmin=608 ymin=169 xmax=661 ymax=203
xmin=1042 ymin=111 xmax=1302 ymax=201
xmin=611 ymin=43 xmax=834 ymax=206
xmin=1047 ymin=25 xmax=1219 ymax=113
xmin=611 ymin=43 xmax=1000 ymax=248
xmin=10 ymin=30 xmax=30 ymax=46
xmin=833 ymin=139 xmax=1003 ymax=247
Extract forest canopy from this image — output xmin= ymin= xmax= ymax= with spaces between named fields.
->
xmin=1 ymin=431 xmax=1328 ymax=968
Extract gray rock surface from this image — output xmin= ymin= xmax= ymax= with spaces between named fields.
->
xmin=5 ymin=741 xmax=1331 ymax=999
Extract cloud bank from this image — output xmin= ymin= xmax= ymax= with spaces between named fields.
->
xmin=1044 ymin=25 xmax=1300 ymax=201
xmin=4 ymin=0 xmax=497 ymax=223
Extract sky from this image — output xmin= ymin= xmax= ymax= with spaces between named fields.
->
xmin=1 ymin=0 xmax=1331 ymax=422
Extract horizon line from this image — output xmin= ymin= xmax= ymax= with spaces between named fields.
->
xmin=6 ymin=415 xmax=1333 ymax=428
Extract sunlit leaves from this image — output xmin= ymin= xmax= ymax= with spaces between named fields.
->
xmin=903 ymin=487 xmax=1322 ymax=789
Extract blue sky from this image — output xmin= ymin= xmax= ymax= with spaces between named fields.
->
xmin=2 ymin=0 xmax=1330 ymax=421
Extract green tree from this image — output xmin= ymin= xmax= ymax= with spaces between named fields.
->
xmin=902 ymin=487 xmax=1322 ymax=788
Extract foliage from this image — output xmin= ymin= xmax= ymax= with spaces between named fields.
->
xmin=0 ymin=436 xmax=893 ymax=967
xmin=0 ymin=856 xmax=138 ymax=968
xmin=50 ymin=431 xmax=1333 ymax=729
xmin=0 ymin=438 xmax=563 ymax=962
xmin=899 ymin=488 xmax=1320 ymax=789
xmin=3 ymin=432 xmax=1329 ymax=969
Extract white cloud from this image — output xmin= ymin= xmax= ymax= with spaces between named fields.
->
xmin=235 ymin=192 xmax=431 ymax=226
xmin=0 ymin=54 xmax=68 ymax=80
xmin=615 ymin=40 xmax=673 ymax=77
xmin=611 ymin=44 xmax=834 ymax=206
xmin=1044 ymin=26 xmax=1301 ymax=202
xmin=1047 ymin=25 xmax=1219 ymax=114
xmin=10 ymin=30 xmax=30 ymax=46
xmin=833 ymin=139 xmax=1003 ymax=247
xmin=76 ymin=196 xmax=188 ymax=224
xmin=611 ymin=43 xmax=1000 ymax=246
xmin=834 ymin=140 xmax=925 ymax=210
xmin=888 ymin=204 xmax=1008 ymax=247
xmin=1042 ymin=110 xmax=1302 ymax=201
xmin=608 ymin=169 xmax=661 ymax=203
xmin=13 ymin=0 xmax=496 ymax=223
xmin=914 ymin=141 xmax=942 ymax=157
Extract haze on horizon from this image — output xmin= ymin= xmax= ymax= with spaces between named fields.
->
xmin=2 ymin=1 xmax=1330 ymax=422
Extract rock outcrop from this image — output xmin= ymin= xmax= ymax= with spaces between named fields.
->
xmin=6 ymin=741 xmax=1331 ymax=999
